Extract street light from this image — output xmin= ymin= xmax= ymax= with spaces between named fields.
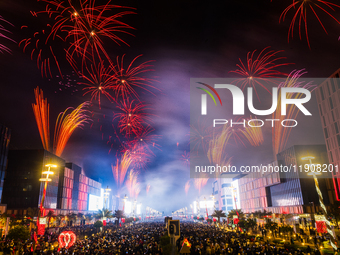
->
xmin=302 ymin=155 xmax=338 ymax=251
xmin=37 ymin=163 xmax=57 ymax=236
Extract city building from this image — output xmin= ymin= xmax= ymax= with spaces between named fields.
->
xmin=2 ymin=149 xmax=64 ymax=215
xmin=239 ymin=145 xmax=335 ymax=215
xmin=212 ymin=174 xmax=238 ymax=213
xmin=0 ymin=124 xmax=10 ymax=213
xmin=315 ymin=69 xmax=340 ymax=200
xmin=58 ymin=163 xmax=101 ymax=213
xmin=2 ymin=149 xmax=103 ymax=215
xmin=239 ymin=161 xmax=280 ymax=213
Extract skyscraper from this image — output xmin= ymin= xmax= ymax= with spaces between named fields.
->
xmin=315 ymin=69 xmax=340 ymax=200
xmin=0 ymin=124 xmax=10 ymax=211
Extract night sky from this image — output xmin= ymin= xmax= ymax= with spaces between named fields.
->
xmin=0 ymin=0 xmax=339 ymax=213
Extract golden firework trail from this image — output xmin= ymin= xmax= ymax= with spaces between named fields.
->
xmin=32 ymin=87 xmax=50 ymax=151
xmin=53 ymin=102 xmax=90 ymax=157
xmin=272 ymin=70 xmax=315 ymax=159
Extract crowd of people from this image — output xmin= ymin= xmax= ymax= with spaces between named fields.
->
xmin=0 ymin=221 xmax=336 ymax=255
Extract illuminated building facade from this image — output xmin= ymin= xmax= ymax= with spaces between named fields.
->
xmin=239 ymin=145 xmax=335 ymax=214
xmin=57 ymin=162 xmax=102 ymax=213
xmin=0 ymin=124 xmax=10 ymax=204
xmin=2 ymin=150 xmax=102 ymax=215
xmin=239 ymin=161 xmax=280 ymax=213
xmin=212 ymin=175 xmax=237 ymax=213
xmin=315 ymin=69 xmax=340 ymax=200
xmin=2 ymin=149 xmax=64 ymax=215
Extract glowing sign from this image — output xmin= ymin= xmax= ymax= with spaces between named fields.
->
xmin=88 ymin=194 xmax=103 ymax=211
xmin=137 ymin=204 xmax=141 ymax=215
xmin=58 ymin=231 xmax=76 ymax=249
xmin=124 ymin=201 xmax=132 ymax=214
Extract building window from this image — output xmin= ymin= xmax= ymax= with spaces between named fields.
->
xmin=320 ymin=87 xmax=325 ymax=101
xmin=319 ymin=104 xmax=323 ymax=116
xmin=330 ymin=97 xmax=334 ymax=110
xmin=335 ymin=122 xmax=339 ymax=134
xmin=226 ymin=199 xmax=233 ymax=204
xmin=325 ymin=128 xmax=329 ymax=139
xmin=222 ymin=183 xmax=231 ymax=188
xmin=337 ymin=134 xmax=340 ymax=147
xmin=223 ymin=200 xmax=225 ymax=205
xmin=331 ymin=79 xmax=336 ymax=93
xmin=227 ymin=206 xmax=233 ymax=211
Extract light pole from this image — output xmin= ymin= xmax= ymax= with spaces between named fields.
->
xmin=104 ymin=186 xmax=111 ymax=209
xmin=302 ymin=155 xmax=338 ymax=251
xmin=37 ymin=163 xmax=57 ymax=235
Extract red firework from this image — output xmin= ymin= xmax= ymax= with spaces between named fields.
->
xmin=19 ymin=24 xmax=66 ymax=78
xmin=190 ymin=119 xmax=213 ymax=154
xmin=123 ymin=142 xmax=152 ymax=170
xmin=181 ymin=151 xmax=190 ymax=167
xmin=64 ymin=0 xmax=135 ymax=66
xmin=113 ymin=99 xmax=154 ymax=137
xmin=279 ymin=0 xmax=340 ymax=49
xmin=79 ymin=60 xmax=115 ymax=109
xmin=230 ymin=47 xmax=292 ymax=98
xmin=21 ymin=0 xmax=135 ymax=76
xmin=0 ymin=15 xmax=15 ymax=54
xmin=111 ymin=55 xmax=158 ymax=101
xmin=128 ymin=126 xmax=161 ymax=156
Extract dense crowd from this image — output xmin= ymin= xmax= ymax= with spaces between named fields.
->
xmin=0 ymin=221 xmax=336 ymax=255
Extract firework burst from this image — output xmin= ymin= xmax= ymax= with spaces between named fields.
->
xmin=230 ymin=47 xmax=292 ymax=99
xmin=128 ymin=125 xmax=161 ymax=156
xmin=280 ymin=0 xmax=340 ymax=49
xmin=19 ymin=24 xmax=65 ymax=78
xmin=111 ymin=55 xmax=158 ymax=101
xmin=112 ymin=151 xmax=133 ymax=193
xmin=272 ymin=69 xmax=316 ymax=158
xmin=185 ymin=180 xmax=191 ymax=195
xmin=32 ymin=87 xmax=50 ymax=151
xmin=53 ymin=101 xmax=90 ymax=156
xmin=125 ymin=169 xmax=140 ymax=199
xmin=190 ymin=119 xmax=214 ymax=154
xmin=194 ymin=178 xmax=209 ymax=194
xmin=79 ymin=60 xmax=116 ymax=109
xmin=64 ymin=1 xmax=135 ymax=66
xmin=0 ymin=15 xmax=15 ymax=54
xmin=146 ymin=184 xmax=151 ymax=195
xmin=113 ymin=99 xmax=154 ymax=137
xmin=181 ymin=151 xmax=190 ymax=167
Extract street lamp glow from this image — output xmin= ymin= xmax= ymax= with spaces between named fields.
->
xmin=39 ymin=178 xmax=52 ymax=182
xmin=301 ymin=156 xmax=315 ymax=160
xmin=42 ymin=170 xmax=54 ymax=175
xmin=45 ymin=164 xmax=57 ymax=168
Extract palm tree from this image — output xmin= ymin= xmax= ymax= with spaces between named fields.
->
xmin=46 ymin=210 xmax=55 ymax=228
xmin=56 ymin=214 xmax=65 ymax=227
xmin=113 ymin=210 xmax=125 ymax=227
xmin=211 ymin=210 xmax=226 ymax=225
xmin=67 ymin=212 xmax=77 ymax=226
xmin=227 ymin=209 xmax=244 ymax=219
xmin=85 ymin=213 xmax=93 ymax=225
xmin=77 ymin=213 xmax=84 ymax=226
xmin=95 ymin=209 xmax=113 ymax=220
xmin=26 ymin=207 xmax=39 ymax=218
